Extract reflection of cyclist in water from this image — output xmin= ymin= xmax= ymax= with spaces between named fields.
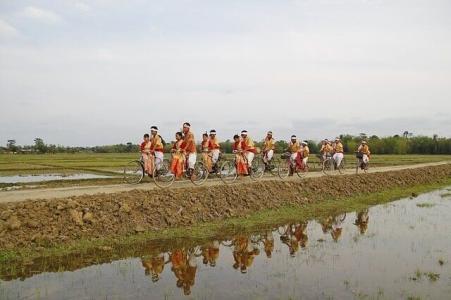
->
xmin=202 ymin=240 xmax=220 ymax=267
xmin=318 ymin=216 xmax=334 ymax=234
xmin=263 ymin=231 xmax=274 ymax=258
xmin=354 ymin=209 xmax=369 ymax=235
xmin=141 ymin=253 xmax=167 ymax=282
xmin=171 ymin=248 xmax=198 ymax=296
xmin=331 ymin=213 xmax=346 ymax=242
xmin=232 ymin=236 xmax=260 ymax=274
xmin=280 ymin=222 xmax=308 ymax=256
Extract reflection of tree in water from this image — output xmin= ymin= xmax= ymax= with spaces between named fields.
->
xmin=354 ymin=209 xmax=370 ymax=235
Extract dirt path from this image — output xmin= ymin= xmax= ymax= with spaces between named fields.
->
xmin=1 ymin=161 xmax=449 ymax=203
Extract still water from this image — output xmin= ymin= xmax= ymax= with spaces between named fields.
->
xmin=1 ymin=189 xmax=451 ymax=299
xmin=0 ymin=173 xmax=113 ymax=184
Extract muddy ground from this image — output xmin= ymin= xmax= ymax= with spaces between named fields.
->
xmin=0 ymin=164 xmax=450 ymax=250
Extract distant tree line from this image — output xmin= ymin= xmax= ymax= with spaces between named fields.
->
xmin=2 ymin=133 xmax=451 ymax=155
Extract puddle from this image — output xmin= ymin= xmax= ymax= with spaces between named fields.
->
xmin=0 ymin=173 xmax=114 ymax=184
xmin=1 ymin=189 xmax=451 ymax=299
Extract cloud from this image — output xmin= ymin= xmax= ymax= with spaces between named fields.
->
xmin=0 ymin=19 xmax=19 ymax=38
xmin=74 ymin=2 xmax=91 ymax=13
xmin=22 ymin=6 xmax=62 ymax=24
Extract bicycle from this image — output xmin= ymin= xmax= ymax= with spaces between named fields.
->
xmin=123 ymin=155 xmax=175 ymax=188
xmin=355 ymin=152 xmax=369 ymax=174
xmin=277 ymin=152 xmax=308 ymax=179
xmin=123 ymin=153 xmax=208 ymax=188
xmin=219 ymin=151 xmax=265 ymax=184
xmin=262 ymin=151 xmax=279 ymax=176
xmin=322 ymin=153 xmax=346 ymax=175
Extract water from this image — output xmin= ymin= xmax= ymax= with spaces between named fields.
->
xmin=1 ymin=189 xmax=451 ymax=299
xmin=0 ymin=173 xmax=113 ymax=184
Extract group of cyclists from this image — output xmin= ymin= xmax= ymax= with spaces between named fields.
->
xmin=139 ymin=122 xmax=372 ymax=180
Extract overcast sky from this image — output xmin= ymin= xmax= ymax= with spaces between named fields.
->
xmin=1 ymin=0 xmax=450 ymax=146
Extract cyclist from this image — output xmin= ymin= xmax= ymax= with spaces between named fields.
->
xmin=140 ymin=133 xmax=153 ymax=175
xmin=181 ymin=122 xmax=196 ymax=176
xmin=208 ymin=129 xmax=221 ymax=171
xmin=262 ymin=131 xmax=275 ymax=169
xmin=357 ymin=140 xmax=371 ymax=167
xmin=150 ymin=126 xmax=164 ymax=171
xmin=301 ymin=141 xmax=310 ymax=168
xmin=240 ymin=130 xmax=257 ymax=171
xmin=201 ymin=133 xmax=212 ymax=172
xmin=320 ymin=139 xmax=333 ymax=162
xmin=332 ymin=137 xmax=344 ymax=169
xmin=232 ymin=134 xmax=248 ymax=175
xmin=170 ymin=132 xmax=185 ymax=178
xmin=287 ymin=135 xmax=300 ymax=176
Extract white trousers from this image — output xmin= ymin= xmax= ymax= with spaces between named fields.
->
xmin=154 ymin=151 xmax=164 ymax=170
xmin=290 ymin=153 xmax=298 ymax=163
xmin=187 ymin=153 xmax=197 ymax=169
xmin=264 ymin=150 xmax=274 ymax=163
xmin=245 ymin=152 xmax=255 ymax=167
xmin=303 ymin=157 xmax=309 ymax=166
xmin=333 ymin=153 xmax=344 ymax=167
xmin=211 ymin=149 xmax=220 ymax=164
xmin=362 ymin=154 xmax=369 ymax=164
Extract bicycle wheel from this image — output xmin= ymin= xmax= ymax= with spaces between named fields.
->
xmin=267 ymin=159 xmax=279 ymax=176
xmin=278 ymin=159 xmax=291 ymax=179
xmin=191 ymin=162 xmax=209 ymax=186
xmin=322 ymin=158 xmax=334 ymax=176
xmin=153 ymin=158 xmax=175 ymax=188
xmin=250 ymin=156 xmax=265 ymax=180
xmin=123 ymin=160 xmax=144 ymax=184
xmin=219 ymin=160 xmax=237 ymax=184
xmin=337 ymin=158 xmax=346 ymax=174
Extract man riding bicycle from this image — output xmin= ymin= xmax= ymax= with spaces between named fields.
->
xmin=287 ymin=135 xmax=300 ymax=176
xmin=332 ymin=137 xmax=344 ymax=169
xmin=150 ymin=126 xmax=164 ymax=171
xmin=320 ymin=139 xmax=333 ymax=162
xmin=262 ymin=131 xmax=275 ymax=169
xmin=240 ymin=130 xmax=257 ymax=171
xmin=208 ymin=129 xmax=221 ymax=171
xmin=181 ymin=122 xmax=196 ymax=176
xmin=357 ymin=140 xmax=371 ymax=167
xmin=300 ymin=141 xmax=310 ymax=167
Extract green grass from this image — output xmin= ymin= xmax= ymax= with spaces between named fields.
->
xmin=1 ymin=178 xmax=450 ymax=278
xmin=416 ymin=203 xmax=436 ymax=208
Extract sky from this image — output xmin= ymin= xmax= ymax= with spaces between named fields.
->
xmin=1 ymin=0 xmax=450 ymax=146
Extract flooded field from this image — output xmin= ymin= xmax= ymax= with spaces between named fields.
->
xmin=1 ymin=189 xmax=451 ymax=299
xmin=0 ymin=173 xmax=114 ymax=184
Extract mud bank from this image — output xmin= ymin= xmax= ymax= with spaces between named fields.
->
xmin=0 ymin=164 xmax=450 ymax=250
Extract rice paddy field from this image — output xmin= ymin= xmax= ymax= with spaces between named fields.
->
xmin=0 ymin=153 xmax=450 ymax=189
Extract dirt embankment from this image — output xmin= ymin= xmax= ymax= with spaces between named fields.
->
xmin=0 ymin=164 xmax=450 ymax=250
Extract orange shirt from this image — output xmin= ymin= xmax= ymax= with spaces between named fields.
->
xmin=241 ymin=136 xmax=256 ymax=153
xmin=140 ymin=141 xmax=151 ymax=153
xmin=151 ymin=135 xmax=164 ymax=152
xmin=334 ymin=142 xmax=344 ymax=153
xmin=358 ymin=144 xmax=371 ymax=155
xmin=288 ymin=141 xmax=300 ymax=153
xmin=181 ymin=131 xmax=196 ymax=154
xmin=302 ymin=145 xmax=310 ymax=157
xmin=263 ymin=138 xmax=275 ymax=151
xmin=201 ymin=140 xmax=209 ymax=152
xmin=208 ymin=137 xmax=220 ymax=150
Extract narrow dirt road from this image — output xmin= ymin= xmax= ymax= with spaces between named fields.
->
xmin=1 ymin=161 xmax=449 ymax=203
